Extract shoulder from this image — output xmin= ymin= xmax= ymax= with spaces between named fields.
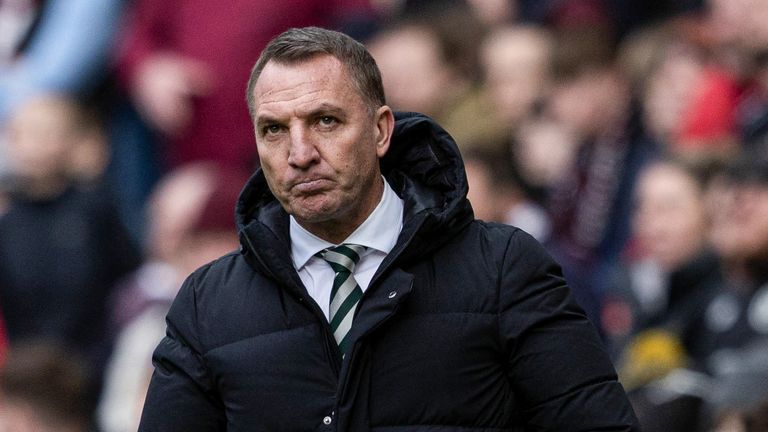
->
xmin=463 ymin=221 xmax=566 ymax=292
xmin=183 ymin=250 xmax=251 ymax=292
xmin=432 ymin=221 xmax=558 ymax=285
xmin=165 ymin=250 xmax=253 ymax=336
xmin=462 ymin=220 xmax=551 ymax=262
xmin=466 ymin=219 xmax=535 ymax=241
xmin=173 ymin=248 xmax=281 ymax=311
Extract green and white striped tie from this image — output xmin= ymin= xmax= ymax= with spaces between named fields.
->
xmin=319 ymin=244 xmax=365 ymax=356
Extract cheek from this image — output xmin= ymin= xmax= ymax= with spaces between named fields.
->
xmin=351 ymin=153 xmax=379 ymax=182
xmin=257 ymin=146 xmax=286 ymax=178
xmin=330 ymin=137 xmax=377 ymax=178
xmin=259 ymin=162 xmax=288 ymax=201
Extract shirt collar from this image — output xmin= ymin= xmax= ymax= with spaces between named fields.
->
xmin=290 ymin=177 xmax=404 ymax=270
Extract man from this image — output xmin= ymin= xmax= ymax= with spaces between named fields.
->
xmin=139 ymin=27 xmax=639 ymax=431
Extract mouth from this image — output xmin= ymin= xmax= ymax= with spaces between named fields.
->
xmin=291 ymin=178 xmax=331 ymax=194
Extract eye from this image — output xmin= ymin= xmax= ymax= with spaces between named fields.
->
xmin=263 ymin=124 xmax=282 ymax=135
xmin=318 ymin=116 xmax=337 ymax=127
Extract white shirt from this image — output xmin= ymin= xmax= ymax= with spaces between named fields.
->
xmin=290 ymin=178 xmax=404 ymax=320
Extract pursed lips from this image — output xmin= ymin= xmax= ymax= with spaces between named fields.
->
xmin=290 ymin=178 xmax=332 ymax=194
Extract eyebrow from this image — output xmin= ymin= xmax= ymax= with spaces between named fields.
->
xmin=255 ymin=111 xmax=281 ymax=127
xmin=306 ymin=103 xmax=345 ymax=118
xmin=255 ymin=103 xmax=346 ymax=127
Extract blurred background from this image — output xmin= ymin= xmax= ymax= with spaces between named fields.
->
xmin=0 ymin=0 xmax=767 ymax=431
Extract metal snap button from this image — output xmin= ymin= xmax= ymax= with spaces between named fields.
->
xmin=388 ymin=291 xmax=397 ymax=299
xmin=323 ymin=416 xmax=332 ymax=425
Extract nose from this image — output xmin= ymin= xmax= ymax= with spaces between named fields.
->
xmin=287 ymin=126 xmax=319 ymax=168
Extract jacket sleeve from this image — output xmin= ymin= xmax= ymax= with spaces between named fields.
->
xmin=499 ymin=230 xmax=639 ymax=431
xmin=138 ymin=272 xmax=226 ymax=431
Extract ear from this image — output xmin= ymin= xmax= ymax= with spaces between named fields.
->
xmin=374 ymin=105 xmax=394 ymax=158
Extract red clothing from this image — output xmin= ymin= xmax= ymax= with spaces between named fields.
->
xmin=116 ymin=0 xmax=372 ymax=171
xmin=675 ymin=68 xmax=740 ymax=150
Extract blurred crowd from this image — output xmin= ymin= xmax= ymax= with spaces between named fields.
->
xmin=0 ymin=0 xmax=767 ymax=430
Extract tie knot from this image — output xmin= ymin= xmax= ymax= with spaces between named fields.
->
xmin=319 ymin=244 xmax=365 ymax=273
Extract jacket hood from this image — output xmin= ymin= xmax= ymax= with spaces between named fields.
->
xmin=235 ymin=112 xmax=473 ymax=265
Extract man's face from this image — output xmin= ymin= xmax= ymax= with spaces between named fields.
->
xmin=368 ymin=26 xmax=449 ymax=116
xmin=633 ymin=163 xmax=707 ymax=271
xmin=6 ymin=98 xmax=77 ymax=182
xmin=481 ymin=28 xmax=550 ymax=124
xmin=251 ymin=55 xmax=392 ymax=240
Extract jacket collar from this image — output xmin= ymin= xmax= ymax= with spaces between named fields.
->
xmin=236 ymin=112 xmax=473 ymax=285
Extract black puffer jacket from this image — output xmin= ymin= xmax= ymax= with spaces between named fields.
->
xmin=139 ymin=113 xmax=639 ymax=431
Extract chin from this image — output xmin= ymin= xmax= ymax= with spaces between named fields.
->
xmin=289 ymin=202 xmax=340 ymax=224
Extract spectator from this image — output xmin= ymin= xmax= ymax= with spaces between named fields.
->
xmin=677 ymin=149 xmax=768 ymax=429
xmin=98 ymin=163 xmax=246 ymax=432
xmin=464 ymin=147 xmax=550 ymax=240
xmin=629 ymin=22 xmax=740 ymax=160
xmin=696 ymin=150 xmax=768 ymax=366
xmin=511 ymin=114 xmax=579 ymax=202
xmin=479 ymin=24 xmax=554 ymax=137
xmin=366 ymin=9 xmax=502 ymax=149
xmin=543 ymin=23 xmax=652 ymax=322
xmin=605 ymin=159 xmax=721 ymax=371
xmin=0 ymin=0 xmax=123 ymax=181
xmin=706 ymin=0 xmax=768 ymax=155
xmin=0 ymin=94 xmax=141 ymax=398
xmin=0 ymin=341 xmax=93 ymax=432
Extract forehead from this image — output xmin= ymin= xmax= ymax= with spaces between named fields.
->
xmin=485 ymin=30 xmax=546 ymax=62
xmin=638 ymin=165 xmax=699 ymax=200
xmin=252 ymin=55 xmax=362 ymax=113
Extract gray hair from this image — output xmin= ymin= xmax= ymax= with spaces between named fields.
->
xmin=246 ymin=27 xmax=385 ymax=118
